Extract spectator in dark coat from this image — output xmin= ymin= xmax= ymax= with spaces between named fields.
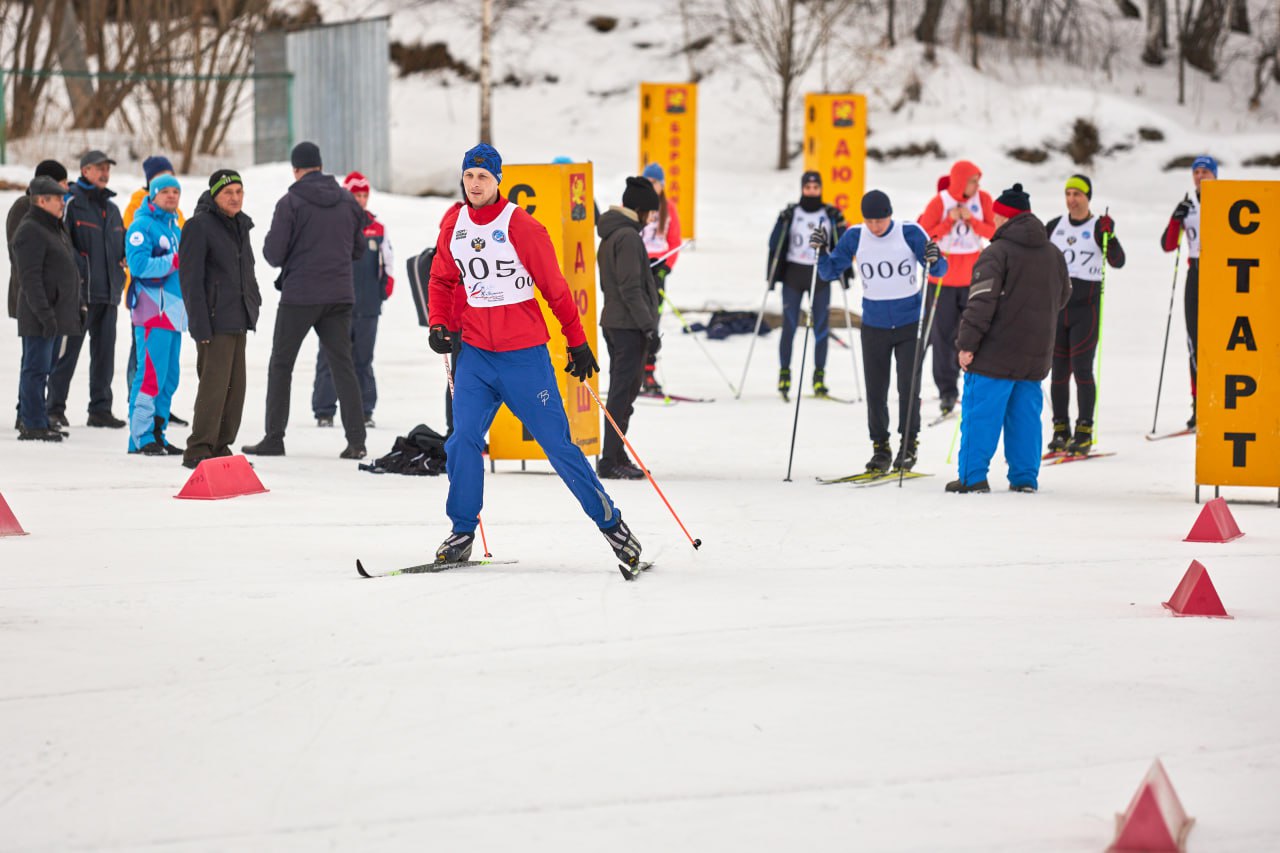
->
xmin=596 ymin=176 xmax=661 ymax=480
xmin=242 ymin=141 xmax=367 ymax=459
xmin=948 ymin=183 xmax=1071 ymax=494
xmin=47 ymin=149 xmax=128 ymax=429
xmin=178 ymin=170 xmax=262 ymax=469
xmin=8 ymin=160 xmax=69 ymax=430
xmin=13 ymin=176 xmax=84 ymax=441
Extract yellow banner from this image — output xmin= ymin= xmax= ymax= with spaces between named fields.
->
xmin=1196 ymin=180 xmax=1280 ymax=488
xmin=488 ymin=163 xmax=601 ymax=462
xmin=803 ymin=93 xmax=867 ymax=222
xmin=639 ymin=82 xmax=697 ymax=240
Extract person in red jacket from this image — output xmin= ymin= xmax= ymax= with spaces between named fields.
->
xmin=917 ymin=159 xmax=995 ymax=416
xmin=1159 ymin=154 xmax=1216 ymax=430
xmin=426 ymin=143 xmax=642 ymax=572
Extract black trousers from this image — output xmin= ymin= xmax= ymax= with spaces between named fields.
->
xmin=861 ymin=322 xmax=922 ymax=442
xmin=262 ymin=303 xmax=366 ymax=447
xmin=925 ymin=285 xmax=968 ymax=400
xmin=47 ymin=302 xmax=117 ymax=416
xmin=601 ymin=327 xmax=648 ymax=465
xmin=1050 ymin=280 xmax=1101 ymax=425
xmin=186 ymin=332 xmax=247 ymax=464
xmin=313 ymin=314 xmax=379 ymax=418
xmin=1185 ymin=259 xmax=1199 ymax=396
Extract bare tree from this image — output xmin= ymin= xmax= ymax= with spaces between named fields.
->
xmin=479 ymin=0 xmax=493 ymax=143
xmin=2 ymin=0 xmax=66 ymax=138
xmin=1182 ymin=0 xmax=1230 ymax=74
xmin=1143 ymin=0 xmax=1170 ymax=64
xmin=725 ymin=0 xmax=855 ymax=169
xmin=915 ymin=0 xmax=948 ymax=51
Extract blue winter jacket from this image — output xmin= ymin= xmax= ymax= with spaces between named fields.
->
xmin=125 ymin=199 xmax=187 ymax=332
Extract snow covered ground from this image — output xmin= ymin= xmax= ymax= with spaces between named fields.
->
xmin=3 ymin=5 xmax=1280 ymax=849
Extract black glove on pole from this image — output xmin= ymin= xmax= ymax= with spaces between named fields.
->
xmin=429 ymin=325 xmax=453 ymax=354
xmin=565 ymin=342 xmax=600 ymax=381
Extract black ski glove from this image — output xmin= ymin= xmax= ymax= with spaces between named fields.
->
xmin=923 ymin=241 xmax=941 ymax=265
xmin=564 ymin=342 xmax=599 ymax=381
xmin=646 ymin=330 xmax=662 ymax=355
xmin=808 ymin=224 xmax=828 ymax=250
xmin=428 ymin=324 xmax=453 ymax=354
xmin=1172 ymin=198 xmax=1192 ymax=221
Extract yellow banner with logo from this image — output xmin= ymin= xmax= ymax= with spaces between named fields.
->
xmin=803 ymin=93 xmax=867 ymax=223
xmin=488 ymin=163 xmax=601 ymax=462
xmin=1196 ymin=180 xmax=1280 ymax=489
xmin=639 ymin=82 xmax=697 ymax=240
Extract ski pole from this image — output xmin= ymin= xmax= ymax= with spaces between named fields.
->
xmin=837 ymin=277 xmax=863 ymax=402
xmin=661 ymin=294 xmax=738 ymax=394
xmin=899 ymin=264 xmax=939 ymax=487
xmin=785 ymin=253 xmax=821 ymax=481
xmin=648 ymin=238 xmax=694 ymax=268
xmin=581 ymin=381 xmax=702 ymax=550
xmin=735 ymin=280 xmax=772 ymax=399
xmin=946 ymin=407 xmax=962 ymax=465
xmin=1152 ymin=210 xmax=1183 ymax=434
xmin=1094 ymin=209 xmax=1111 ymax=448
xmin=441 ymin=353 xmax=491 ymax=558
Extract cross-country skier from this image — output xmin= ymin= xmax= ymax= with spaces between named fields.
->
xmin=1045 ymin=174 xmax=1125 ymax=455
xmin=1160 ymin=155 xmax=1216 ymax=430
xmin=426 ymin=144 xmax=641 ymax=570
xmin=815 ymin=190 xmax=946 ymax=472
xmin=917 ymin=160 xmax=995 ymax=417
xmin=766 ymin=170 xmax=847 ymax=400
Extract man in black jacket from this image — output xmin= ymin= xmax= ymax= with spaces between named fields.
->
xmin=8 ymin=160 xmax=69 ymax=430
xmin=596 ymin=176 xmax=661 ymax=480
xmin=948 ymin=183 xmax=1071 ymax=494
xmin=242 ymin=141 xmax=367 ymax=459
xmin=178 ymin=170 xmax=262 ymax=469
xmin=47 ymin=149 xmax=127 ymax=429
xmin=13 ymin=176 xmax=84 ymax=441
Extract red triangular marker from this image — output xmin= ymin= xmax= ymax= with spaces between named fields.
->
xmin=1108 ymin=759 xmax=1194 ymax=852
xmin=1163 ymin=560 xmax=1232 ymax=618
xmin=0 ymin=492 xmax=28 ymax=537
xmin=1184 ymin=497 xmax=1244 ymax=543
xmin=175 ymin=455 xmax=268 ymax=500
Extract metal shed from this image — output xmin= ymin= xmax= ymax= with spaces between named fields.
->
xmin=254 ymin=17 xmax=391 ymax=190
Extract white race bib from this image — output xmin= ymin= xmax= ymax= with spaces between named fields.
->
xmin=1050 ymin=216 xmax=1103 ymax=281
xmin=1185 ymin=194 xmax=1201 ymax=259
xmin=451 ymin=204 xmax=536 ymax=308
xmin=855 ymin=223 xmax=921 ymax=300
xmin=936 ymin=190 xmax=985 ymax=255
xmin=787 ymin=207 xmax=827 ymax=265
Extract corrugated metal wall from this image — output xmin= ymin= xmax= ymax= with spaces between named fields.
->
xmin=254 ymin=17 xmax=391 ymax=190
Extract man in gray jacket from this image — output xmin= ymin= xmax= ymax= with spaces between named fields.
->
xmin=242 ymin=141 xmax=367 ymax=459
xmin=596 ymin=176 xmax=661 ymax=480
xmin=948 ymin=183 xmax=1071 ymax=494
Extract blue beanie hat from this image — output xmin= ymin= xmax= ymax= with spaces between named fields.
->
xmin=143 ymin=155 xmax=175 ymax=185
xmin=149 ymin=174 xmax=181 ymax=198
xmin=642 ymin=163 xmax=665 ymax=183
xmin=463 ymin=143 xmax=502 ymax=183
xmin=1191 ymin=155 xmax=1218 ymax=178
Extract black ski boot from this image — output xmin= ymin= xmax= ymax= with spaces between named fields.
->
xmin=641 ymin=366 xmax=663 ymax=397
xmin=866 ymin=440 xmax=892 ymax=473
xmin=939 ymin=392 xmax=958 ymax=416
xmin=813 ymin=368 xmax=829 ymax=398
xmin=893 ymin=436 xmax=919 ymax=472
xmin=435 ymin=531 xmax=475 ymax=564
xmin=778 ymin=368 xmax=791 ymax=401
xmin=1047 ymin=421 xmax=1069 ymax=454
xmin=602 ymin=518 xmax=642 ymax=568
xmin=1066 ymin=421 xmax=1093 ymax=456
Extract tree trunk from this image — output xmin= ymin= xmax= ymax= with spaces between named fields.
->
xmin=1183 ymin=0 xmax=1228 ymax=74
xmin=54 ymin=0 xmax=98 ymax=128
xmin=888 ymin=0 xmax=896 ymax=46
xmin=1229 ymin=0 xmax=1248 ymax=34
xmin=915 ymin=0 xmax=947 ymax=43
xmin=968 ymin=0 xmax=981 ymax=68
xmin=1175 ymin=0 xmax=1186 ymax=102
xmin=479 ymin=0 xmax=493 ymax=144
xmin=1142 ymin=0 xmax=1168 ymax=64
xmin=777 ymin=0 xmax=796 ymax=170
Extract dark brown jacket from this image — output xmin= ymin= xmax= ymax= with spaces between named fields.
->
xmin=597 ymin=206 xmax=659 ymax=333
xmin=956 ymin=212 xmax=1071 ymax=382
xmin=13 ymin=204 xmax=84 ymax=337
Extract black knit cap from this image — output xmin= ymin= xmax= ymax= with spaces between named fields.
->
xmin=801 ymin=170 xmax=822 ymax=187
xmin=860 ymin=189 xmax=892 ymax=219
xmin=209 ymin=168 xmax=244 ymax=199
xmin=290 ymin=141 xmax=322 ymax=169
xmin=35 ymin=160 xmax=68 ymax=182
xmin=622 ymin=175 xmax=660 ymax=214
xmin=993 ymin=182 xmax=1032 ymax=218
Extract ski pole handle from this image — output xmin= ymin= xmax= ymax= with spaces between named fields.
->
xmin=649 ymin=238 xmax=695 ymax=268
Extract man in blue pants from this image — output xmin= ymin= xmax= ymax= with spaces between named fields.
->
xmin=425 ymin=143 xmax=642 ymax=571
xmin=948 ymin=183 xmax=1071 ymax=493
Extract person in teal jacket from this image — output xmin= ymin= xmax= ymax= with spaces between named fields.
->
xmin=125 ymin=174 xmax=187 ymax=455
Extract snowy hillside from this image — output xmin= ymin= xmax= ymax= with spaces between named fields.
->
xmin=2 ymin=3 xmax=1279 ymax=851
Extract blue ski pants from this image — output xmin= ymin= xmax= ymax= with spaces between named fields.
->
xmin=445 ymin=343 xmax=619 ymax=534
xmin=956 ymin=372 xmax=1043 ymax=489
xmin=128 ymin=326 xmax=180 ymax=451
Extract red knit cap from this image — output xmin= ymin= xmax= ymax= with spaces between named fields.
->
xmin=343 ymin=171 xmax=371 ymax=193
